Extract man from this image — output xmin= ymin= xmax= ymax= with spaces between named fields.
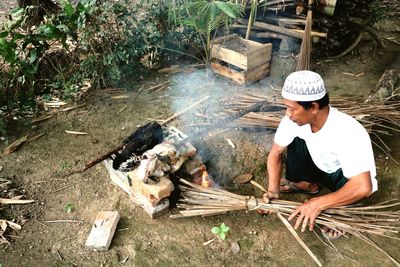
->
xmin=263 ymin=70 xmax=377 ymax=238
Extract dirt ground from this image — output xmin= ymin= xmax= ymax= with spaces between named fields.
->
xmin=1 ymin=2 xmax=400 ymax=266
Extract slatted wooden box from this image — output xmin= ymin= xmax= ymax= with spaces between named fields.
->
xmin=211 ymin=34 xmax=272 ymax=84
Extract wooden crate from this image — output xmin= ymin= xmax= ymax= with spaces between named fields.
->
xmin=211 ymin=34 xmax=272 ymax=84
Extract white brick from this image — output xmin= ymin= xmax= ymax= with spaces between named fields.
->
xmin=85 ymin=211 xmax=120 ymax=251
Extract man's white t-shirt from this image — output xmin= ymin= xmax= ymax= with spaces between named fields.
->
xmin=274 ymin=106 xmax=378 ymax=192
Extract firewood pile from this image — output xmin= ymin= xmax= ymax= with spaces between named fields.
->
xmin=232 ymin=0 xmax=390 ymax=56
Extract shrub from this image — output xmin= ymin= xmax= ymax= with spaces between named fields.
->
xmin=0 ymin=0 xmax=200 ymax=109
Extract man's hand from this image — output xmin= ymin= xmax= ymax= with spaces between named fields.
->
xmin=288 ymin=197 xmax=322 ymax=232
xmin=257 ymin=191 xmax=279 ymax=215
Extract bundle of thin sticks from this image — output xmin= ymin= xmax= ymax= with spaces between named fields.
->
xmin=212 ymin=93 xmax=400 ymax=159
xmin=219 ymin=93 xmax=400 ymax=135
xmin=172 ymin=179 xmax=400 ymax=266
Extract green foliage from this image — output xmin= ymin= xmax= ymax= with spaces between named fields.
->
xmin=64 ymin=203 xmax=75 ymax=213
xmin=369 ymin=1 xmax=399 ymax=23
xmin=76 ymin=0 xmax=192 ymax=88
xmin=211 ymin=223 xmax=230 ymax=240
xmin=0 ymin=1 xmax=94 ymax=107
xmin=0 ymin=0 xmax=223 ymax=131
xmin=168 ymin=1 xmax=243 ymax=65
xmin=60 ymin=161 xmax=71 ymax=171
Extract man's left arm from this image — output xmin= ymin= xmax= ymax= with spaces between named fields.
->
xmin=288 ymin=171 xmax=373 ymax=232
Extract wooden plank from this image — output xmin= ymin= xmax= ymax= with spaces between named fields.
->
xmin=211 ymin=62 xmax=245 ymax=84
xmin=211 ymin=62 xmax=269 ymax=85
xmin=241 ymin=38 xmax=264 ymax=49
xmin=231 ymin=26 xmax=291 ymax=40
xmin=238 ymin=19 xmax=303 ymax=39
xmin=212 ymin=34 xmax=240 ymax=45
xmin=292 ymin=29 xmax=327 ymax=38
xmin=247 ymin=44 xmax=272 ymax=70
xmin=245 ymin=63 xmax=269 ymax=83
xmin=212 ymin=44 xmax=248 ymax=70
xmin=85 ymin=211 xmax=120 ymax=251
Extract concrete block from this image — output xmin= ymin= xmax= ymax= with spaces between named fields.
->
xmin=85 ymin=211 xmax=120 ymax=251
xmin=130 ymin=193 xmax=170 ymax=219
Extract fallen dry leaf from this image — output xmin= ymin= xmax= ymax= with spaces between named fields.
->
xmin=232 ymin=174 xmax=253 ymax=184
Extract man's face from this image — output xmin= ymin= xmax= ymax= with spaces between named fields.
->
xmin=283 ymin=99 xmax=313 ymax=126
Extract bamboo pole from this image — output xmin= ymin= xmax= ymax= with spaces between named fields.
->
xmin=161 ymin=96 xmax=210 ymax=126
xmin=277 ymin=212 xmax=322 ymax=266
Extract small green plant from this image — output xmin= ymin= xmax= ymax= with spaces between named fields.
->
xmin=60 ymin=161 xmax=71 ymax=171
xmin=168 ymin=0 xmax=243 ymax=66
xmin=64 ymin=203 xmax=74 ymax=213
xmin=211 ymin=223 xmax=230 ymax=240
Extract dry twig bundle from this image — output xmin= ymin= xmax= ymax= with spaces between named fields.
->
xmin=172 ymin=179 xmax=400 ymax=266
xmin=213 ymin=93 xmax=400 ymax=160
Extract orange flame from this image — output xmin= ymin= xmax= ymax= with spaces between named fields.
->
xmin=201 ymin=170 xmax=212 ymax=188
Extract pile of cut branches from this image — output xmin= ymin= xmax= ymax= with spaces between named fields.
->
xmin=194 ymin=93 xmax=400 ymax=160
xmin=172 ymin=179 xmax=400 ymax=266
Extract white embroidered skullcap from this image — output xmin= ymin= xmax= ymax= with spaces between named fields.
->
xmin=282 ymin=70 xmax=326 ymax=101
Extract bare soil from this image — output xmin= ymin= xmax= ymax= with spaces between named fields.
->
xmin=1 ymin=2 xmax=400 ymax=266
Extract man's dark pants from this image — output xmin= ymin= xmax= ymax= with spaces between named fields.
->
xmin=285 ymin=137 xmax=348 ymax=192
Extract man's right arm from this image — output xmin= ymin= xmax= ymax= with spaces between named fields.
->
xmin=266 ymin=142 xmax=287 ymax=195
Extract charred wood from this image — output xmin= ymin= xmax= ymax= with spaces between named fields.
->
xmin=112 ymin=122 xmax=164 ymax=171
xmin=83 ymin=122 xmax=163 ymax=172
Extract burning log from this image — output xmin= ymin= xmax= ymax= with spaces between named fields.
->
xmin=83 ymin=122 xmax=163 ymax=172
xmin=136 ymin=141 xmax=196 ymax=184
xmin=83 ymin=96 xmax=209 ymax=172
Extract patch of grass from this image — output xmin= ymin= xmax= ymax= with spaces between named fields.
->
xmin=60 ymin=161 xmax=71 ymax=171
xmin=64 ymin=203 xmax=74 ymax=213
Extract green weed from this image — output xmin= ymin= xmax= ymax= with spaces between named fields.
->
xmin=60 ymin=161 xmax=71 ymax=171
xmin=211 ymin=222 xmax=230 ymax=240
xmin=64 ymin=203 xmax=74 ymax=213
